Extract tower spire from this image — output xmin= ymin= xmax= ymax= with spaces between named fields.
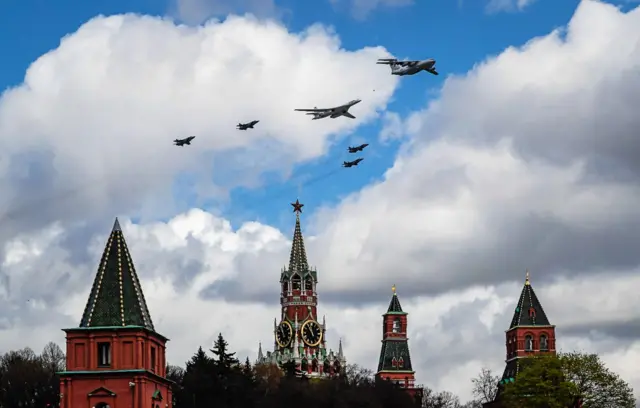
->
xmin=79 ymin=218 xmax=154 ymax=330
xmin=288 ymin=199 xmax=308 ymax=272
xmin=376 ymin=286 xmax=421 ymax=399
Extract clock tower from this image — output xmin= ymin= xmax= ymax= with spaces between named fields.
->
xmin=257 ymin=200 xmax=345 ymax=377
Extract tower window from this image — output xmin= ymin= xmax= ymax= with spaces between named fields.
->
xmin=151 ymin=346 xmax=156 ymax=372
xmin=305 ymin=277 xmax=313 ymax=291
xmin=525 ymin=335 xmax=533 ymax=351
xmin=292 ymin=274 xmax=301 ymax=290
xmin=392 ymin=318 xmax=401 ymax=333
xmin=528 ymin=307 xmax=536 ymax=318
xmin=540 ymin=335 xmax=548 ymax=351
xmin=97 ymin=342 xmax=111 ymax=367
xmin=282 ymin=282 xmax=288 ymax=293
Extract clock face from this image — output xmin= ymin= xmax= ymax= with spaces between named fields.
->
xmin=276 ymin=321 xmax=293 ymax=348
xmin=301 ymin=320 xmax=322 ymax=347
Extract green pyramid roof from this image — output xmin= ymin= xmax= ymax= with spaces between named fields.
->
xmin=79 ymin=218 xmax=154 ymax=330
xmin=509 ymin=272 xmax=551 ymax=329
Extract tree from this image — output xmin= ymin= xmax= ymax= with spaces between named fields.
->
xmin=253 ymin=362 xmax=282 ymax=393
xmin=501 ymin=355 xmax=578 ymax=408
xmin=40 ymin=342 xmax=65 ymax=373
xmin=343 ymin=364 xmax=374 ymax=386
xmin=181 ymin=346 xmax=216 ymax=408
xmin=0 ymin=347 xmax=59 ymax=407
xmin=422 ymin=387 xmax=463 ymax=408
xmin=242 ymin=357 xmax=254 ymax=379
xmin=210 ymin=333 xmax=239 ymax=371
xmin=559 ymin=352 xmax=635 ymax=408
xmin=471 ymin=367 xmax=499 ymax=403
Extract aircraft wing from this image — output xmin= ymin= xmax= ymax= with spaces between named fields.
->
xmin=295 ymin=107 xmax=331 ymax=112
xmin=342 ymin=112 xmax=356 ymax=119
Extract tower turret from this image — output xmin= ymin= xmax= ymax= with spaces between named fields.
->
xmin=376 ymin=285 xmax=423 ymax=403
xmin=58 ymin=218 xmax=173 ymax=408
xmin=257 ymin=200 xmax=344 ymax=377
xmin=484 ymin=270 xmax=557 ymax=407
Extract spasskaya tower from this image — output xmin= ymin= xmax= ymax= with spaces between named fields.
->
xmin=256 ymin=200 xmax=346 ymax=377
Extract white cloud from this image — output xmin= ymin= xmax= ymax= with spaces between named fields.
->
xmin=486 ymin=0 xmax=536 ymax=13
xmin=329 ymin=0 xmax=413 ymax=20
xmin=0 ymin=14 xmax=398 ymax=237
xmin=2 ymin=0 xmax=640 ymax=405
xmin=170 ymin=0 xmax=283 ymax=25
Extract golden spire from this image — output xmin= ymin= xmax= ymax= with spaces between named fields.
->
xmin=392 ymin=284 xmax=396 ymax=294
xmin=525 ymin=269 xmax=530 ymax=285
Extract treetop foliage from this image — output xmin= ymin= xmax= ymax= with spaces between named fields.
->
xmin=0 ymin=337 xmax=635 ymax=408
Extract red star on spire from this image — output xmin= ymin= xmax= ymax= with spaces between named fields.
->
xmin=291 ymin=199 xmax=304 ymax=213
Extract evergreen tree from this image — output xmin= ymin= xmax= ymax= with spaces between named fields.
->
xmin=181 ymin=346 xmax=216 ymax=408
xmin=243 ymin=357 xmax=254 ymax=379
xmin=210 ymin=333 xmax=239 ymax=371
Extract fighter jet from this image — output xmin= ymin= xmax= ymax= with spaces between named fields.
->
xmin=295 ymin=99 xmax=361 ymax=120
xmin=377 ymin=58 xmax=438 ymax=76
xmin=348 ymin=143 xmax=369 ymax=153
xmin=174 ymin=136 xmax=195 ymax=146
xmin=343 ymin=158 xmax=364 ymax=168
xmin=237 ymin=120 xmax=259 ymax=130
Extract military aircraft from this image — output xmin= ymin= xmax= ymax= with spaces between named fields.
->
xmin=295 ymin=99 xmax=361 ymax=120
xmin=174 ymin=136 xmax=195 ymax=146
xmin=237 ymin=120 xmax=259 ymax=130
xmin=343 ymin=158 xmax=364 ymax=168
xmin=377 ymin=58 xmax=438 ymax=76
xmin=348 ymin=143 xmax=369 ymax=153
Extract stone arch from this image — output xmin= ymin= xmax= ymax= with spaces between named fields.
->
xmin=524 ymin=334 xmax=533 ymax=351
xmin=539 ymin=333 xmax=549 ymax=350
xmin=291 ymin=274 xmax=301 ymax=290
xmin=392 ymin=318 xmax=401 ymax=333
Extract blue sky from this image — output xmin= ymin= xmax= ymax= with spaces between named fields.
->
xmin=0 ymin=0 xmax=634 ymax=231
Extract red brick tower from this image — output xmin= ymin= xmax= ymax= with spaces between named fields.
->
xmin=376 ymin=285 xmax=423 ymax=403
xmin=257 ymin=200 xmax=345 ymax=377
xmin=59 ymin=218 xmax=173 ymax=408
xmin=484 ymin=270 xmax=556 ymax=407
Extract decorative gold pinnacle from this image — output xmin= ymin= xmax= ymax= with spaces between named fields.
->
xmin=525 ymin=269 xmax=530 ymax=285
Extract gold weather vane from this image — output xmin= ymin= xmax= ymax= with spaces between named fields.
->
xmin=392 ymin=284 xmax=396 ymax=294
xmin=525 ymin=269 xmax=530 ymax=285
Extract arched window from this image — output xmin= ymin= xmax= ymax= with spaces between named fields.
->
xmin=291 ymin=274 xmax=301 ymax=290
xmin=312 ymin=359 xmax=318 ymax=372
xmin=323 ymin=360 xmax=331 ymax=374
xmin=525 ymin=335 xmax=533 ymax=351
xmin=282 ymin=281 xmax=288 ymax=293
xmin=304 ymin=277 xmax=313 ymax=291
xmin=95 ymin=403 xmax=110 ymax=408
xmin=301 ymin=359 xmax=308 ymax=371
xmin=392 ymin=318 xmax=401 ymax=333
xmin=540 ymin=335 xmax=548 ymax=351
xmin=334 ymin=361 xmax=341 ymax=374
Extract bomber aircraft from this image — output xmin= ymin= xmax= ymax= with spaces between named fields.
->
xmin=237 ymin=120 xmax=259 ymax=130
xmin=174 ymin=136 xmax=195 ymax=146
xmin=295 ymin=99 xmax=361 ymax=120
xmin=377 ymin=58 xmax=438 ymax=76
xmin=343 ymin=158 xmax=364 ymax=168
xmin=348 ymin=143 xmax=369 ymax=153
